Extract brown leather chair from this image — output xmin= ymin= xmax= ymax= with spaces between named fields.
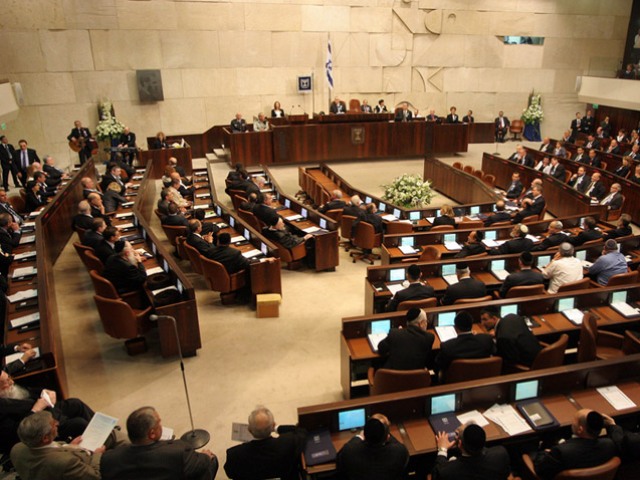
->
xmin=93 ymin=294 xmax=152 ymax=341
xmin=454 ymin=295 xmax=492 ymax=304
xmin=522 ymin=214 xmax=539 ymax=224
xmin=491 ymin=220 xmax=512 ymax=228
xmin=622 ymin=330 xmax=640 ymax=354
xmin=183 ymin=242 xmax=204 ymax=275
xmin=582 ymin=238 xmax=603 ymax=246
xmin=430 ymin=225 xmax=455 ymax=232
xmin=385 ymin=222 xmax=413 ymax=235
xmin=153 ymin=208 xmax=164 ymax=221
xmin=599 ymin=270 xmax=638 ymax=287
xmin=73 ymin=242 xmax=94 ymax=268
xmin=74 ymin=226 xmax=87 ymax=242
xmin=555 ymin=278 xmax=590 ymax=293
xmin=89 ymin=270 xmax=147 ymax=310
xmin=200 ymin=256 xmax=248 ymax=304
xmin=397 ymin=297 xmax=437 ymax=311
xmin=231 ymin=193 xmax=248 ymax=211
xmin=8 ymin=195 xmax=26 ymax=214
xmin=350 ymin=221 xmax=381 ymax=264
xmin=521 ymin=453 xmax=620 ymax=480
xmin=482 ymin=174 xmax=496 ymax=187
xmin=504 ymin=284 xmax=545 ymax=299
xmin=443 ymin=357 xmax=503 ymax=384
xmin=323 ymin=209 xmax=342 ymax=223
xmin=271 ymin=239 xmax=306 ymax=270
xmin=161 ymin=224 xmax=187 ymax=247
xmin=348 ymin=99 xmax=361 ymax=112
xmin=238 ymin=208 xmax=262 ymax=231
xmin=472 ymin=169 xmax=483 ymax=179
xmin=509 ymin=119 xmax=524 ymax=140
xmin=367 ymin=368 xmax=431 ymax=396
xmin=606 ymin=195 xmax=624 ymax=222
xmin=452 ymin=162 xmax=463 ymax=170
xmin=577 ymin=312 xmax=626 ymax=362
xmin=340 ymin=215 xmax=357 ymax=251
xmin=175 ymin=236 xmax=187 ymax=260
xmin=401 ymin=245 xmax=441 ymax=263
xmin=463 ymin=165 xmax=474 ymax=174
xmin=512 ymin=334 xmax=568 ymax=372
xmin=83 ymin=250 xmax=104 ymax=274
xmin=458 ymin=220 xmax=483 ymax=229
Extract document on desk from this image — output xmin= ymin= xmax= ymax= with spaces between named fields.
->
xmin=193 ymin=204 xmax=208 ymax=210
xmin=597 ymin=386 xmax=637 ymax=410
xmin=13 ymin=251 xmax=36 ymax=260
xmin=482 ymin=239 xmax=499 ymax=248
xmin=285 ymin=214 xmax=303 ymax=221
xmin=230 ymin=235 xmax=246 ymax=243
xmin=10 ymin=312 xmax=40 ymax=329
xmin=132 ymin=175 xmax=144 ymax=180
xmin=303 ymin=226 xmax=320 ymax=233
xmin=79 ymin=412 xmax=119 ymax=452
xmin=204 ymin=211 xmax=217 ymax=219
xmin=12 ymin=266 xmax=37 ymax=278
xmin=115 ymin=212 xmax=134 ymax=219
xmin=398 ymin=245 xmax=418 ymax=255
xmin=151 ymin=286 xmax=178 ymax=296
xmin=435 ymin=326 xmax=457 ymax=343
xmin=610 ymin=302 xmax=640 ymax=318
xmin=19 ymin=235 xmax=36 ymax=245
xmin=5 ymin=347 xmax=40 ymax=364
xmin=196 ymin=193 xmax=211 ymax=198
xmin=457 ymin=410 xmax=489 ymax=428
xmin=380 ymin=214 xmax=397 ymax=221
xmin=562 ymin=309 xmax=584 ymax=325
xmin=161 ymin=427 xmax=174 ymax=441
xmin=117 ymin=222 xmax=135 ymax=230
xmin=242 ymin=249 xmax=262 ymax=259
xmin=23 ymin=221 xmax=35 ymax=228
xmin=483 ymin=404 xmax=531 ymax=435
xmin=7 ymin=289 xmax=38 ymax=303
xmin=146 ymin=266 xmax=164 ymax=275
xmin=121 ymin=202 xmax=134 ymax=207
xmin=386 ymin=283 xmax=405 ymax=296
xmin=444 ymin=241 xmax=462 ymax=251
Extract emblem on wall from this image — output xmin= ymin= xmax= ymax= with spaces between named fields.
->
xmin=351 ymin=127 xmax=364 ymax=145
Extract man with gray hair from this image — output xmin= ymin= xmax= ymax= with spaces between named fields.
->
xmin=319 ymin=189 xmax=346 ymax=213
xmin=541 ymin=242 xmax=583 ymax=293
xmin=588 ymin=239 xmax=628 ymax=285
xmin=101 ymin=406 xmax=217 ymax=480
xmin=224 ymin=405 xmax=307 ymax=480
xmin=11 ymin=411 xmax=103 ymax=480
xmin=600 ymin=183 xmax=623 ymax=210
xmin=71 ymin=199 xmax=93 ymax=230
xmin=441 ymin=263 xmax=487 ymax=305
xmin=532 ymin=220 xmax=568 ymax=251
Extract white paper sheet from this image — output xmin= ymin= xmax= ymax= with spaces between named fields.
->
xmin=79 ymin=412 xmax=119 ymax=452
xmin=10 ymin=312 xmax=40 ymax=329
xmin=456 ymin=410 xmax=489 ymax=427
xmin=597 ymin=386 xmax=637 ymax=410
xmin=5 ymin=347 xmax=40 ymax=364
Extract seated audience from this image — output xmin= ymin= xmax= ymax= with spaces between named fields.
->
xmin=433 ymin=423 xmax=510 ymax=480
xmin=319 ymin=189 xmax=346 ymax=213
xmin=462 ymin=110 xmax=474 ymax=123
xmin=588 ymin=239 xmax=628 ymax=286
xmin=499 ymin=251 xmax=544 ymax=298
xmin=224 ymin=405 xmax=306 ymax=480
xmin=208 ymin=232 xmax=251 ymax=275
xmin=100 ymin=163 xmax=127 ymax=195
xmin=394 ymin=102 xmax=413 ymax=122
xmin=385 ymin=265 xmax=435 ymax=312
xmin=509 ymin=145 xmax=533 ymax=167
xmin=568 ymin=216 xmax=603 ymax=246
xmin=374 ymin=99 xmax=388 ymax=113
xmin=187 ymin=219 xmax=217 ymax=256
xmin=193 ymin=209 xmax=220 ymax=236
xmin=530 ymin=409 xmax=616 ymax=480
xmin=230 ymin=113 xmax=247 ymax=133
xmin=238 ymin=192 xmax=258 ymax=212
xmin=161 ymin=202 xmax=189 ymax=227
xmin=434 ymin=312 xmax=495 ymax=372
xmin=445 ymin=106 xmax=459 ymax=123
xmin=630 ymin=164 xmax=640 ymax=184
xmin=539 ymin=137 xmax=553 ymax=153
xmin=584 ymin=172 xmax=605 ymax=200
xmin=103 ymin=182 xmax=127 ymax=213
xmin=24 ymin=180 xmax=47 ymax=213
xmin=490 ymin=224 xmax=533 ymax=255
xmin=343 ymin=195 xmax=365 ymax=222
xmin=531 ymin=220 xmax=568 ymax=251
xmin=11 ymin=411 xmax=104 ymax=480
xmin=604 ymin=214 xmax=632 ymax=240
xmin=360 ymin=99 xmax=372 ymax=113
xmin=568 ymin=166 xmax=588 ymax=192
xmin=0 ymin=188 xmax=23 ymax=224
xmin=253 ymin=113 xmax=270 ymax=132
xmin=541 ymin=242 xmax=583 ymax=293
xmin=553 ymin=141 xmax=567 ymax=158
xmin=337 ymin=414 xmax=409 ymax=480
xmin=102 ymin=240 xmax=147 ymax=294
xmin=168 ymin=156 xmax=189 ymax=181
xmin=480 ymin=307 xmax=542 ymax=367
xmin=571 ymin=146 xmax=586 ymax=163
xmin=585 ymin=149 xmax=601 ymax=168
xmin=93 ymin=226 xmax=119 ymax=264
xmin=157 ymin=188 xmax=174 ymax=216
xmin=330 ymin=97 xmax=347 ymax=114
xmin=600 ymin=183 xmax=623 ymax=210
xmin=503 ymin=173 xmax=523 ymax=200
xmin=533 ymin=156 xmax=551 ymax=173
xmin=101 ymin=406 xmax=217 ymax=480
xmin=377 ymin=308 xmax=434 ymax=370
xmin=363 ymin=203 xmax=383 ymax=234
xmin=624 ymin=144 xmax=639 ymax=161
xmin=271 ymin=101 xmax=285 ymax=118
xmin=87 ymin=192 xmax=111 ymax=226
xmin=262 ymin=216 xmax=312 ymax=250
xmin=603 ymin=413 xmax=640 ymax=461
xmin=484 ymin=200 xmax=511 ymax=226
xmin=433 ymin=204 xmax=456 ymax=227
xmin=549 ymin=157 xmax=566 ymax=181
xmin=512 ymin=184 xmax=545 ymax=223
xmin=441 ymin=263 xmax=487 ymax=305
xmin=454 ymin=230 xmax=486 ymax=258
xmin=82 ymin=217 xmax=107 ymax=250
xmin=253 ymin=193 xmax=280 ymax=227
xmin=615 ymin=157 xmax=631 ymax=177
xmin=0 ymin=213 xmax=21 ymax=254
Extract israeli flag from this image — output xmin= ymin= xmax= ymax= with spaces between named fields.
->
xmin=326 ymin=39 xmax=334 ymax=90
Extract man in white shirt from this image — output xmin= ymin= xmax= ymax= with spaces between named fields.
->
xmin=541 ymin=242 xmax=583 ymax=293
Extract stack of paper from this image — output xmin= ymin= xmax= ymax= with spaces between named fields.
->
xmin=398 ymin=245 xmax=417 ymax=255
xmin=12 ymin=266 xmax=37 ymax=278
xmin=242 ymin=249 xmax=262 ymax=258
xmin=386 ymin=284 xmax=405 ymax=295
xmin=117 ymin=222 xmax=135 ymax=230
xmin=444 ymin=241 xmax=462 ymax=251
xmin=146 ymin=266 xmax=164 ymax=275
xmin=115 ymin=212 xmax=134 ymax=219
xmin=435 ymin=326 xmax=457 ymax=343
xmin=482 ymin=404 xmax=531 ymax=435
xmin=10 ymin=312 xmax=40 ymax=329
xmin=19 ymin=235 xmax=36 ymax=245
xmin=286 ymin=214 xmax=303 ymax=221
xmin=231 ymin=236 xmax=246 ymax=243
xmin=13 ymin=251 xmax=36 ymax=260
xmin=7 ymin=289 xmax=38 ymax=303
xmin=381 ymin=214 xmax=397 ymax=221
xmin=193 ymin=204 xmax=208 ymax=210
xmin=456 ymin=410 xmax=490 ymax=427
xmin=303 ymin=226 xmax=320 ymax=233
xmin=196 ymin=193 xmax=211 ymax=198
xmin=79 ymin=413 xmax=119 ymax=452
xmin=597 ymin=386 xmax=637 ymax=410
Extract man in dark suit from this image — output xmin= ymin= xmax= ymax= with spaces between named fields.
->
xmin=548 ymin=157 xmax=566 ymax=182
xmin=484 ymin=201 xmax=511 ymax=226
xmin=586 ymin=149 xmax=601 ymax=168
xmin=101 ymin=406 xmax=217 ymax=480
xmin=224 ymin=406 xmax=306 ymax=480
xmin=509 ymin=145 xmax=533 ymax=167
xmin=433 ymin=423 xmax=511 ymax=480
xmin=498 ymin=252 xmax=544 ymax=298
xmin=42 ymin=155 xmax=68 ymax=186
xmin=0 ymin=136 xmax=20 ymax=191
xmin=160 ymin=202 xmax=188 ymax=227
xmin=504 ymin=173 xmax=523 ymax=200
xmin=441 ymin=264 xmax=487 ymax=305
xmin=604 ymin=214 xmax=632 ymax=240
xmin=253 ymin=193 xmax=280 ymax=227
xmin=329 ymin=97 xmax=347 ymax=114
xmin=539 ymin=137 xmax=553 ymax=153
xmin=385 ymin=266 xmax=435 ymax=312
xmin=426 ymin=109 xmax=439 ymax=122
xmin=343 ymin=195 xmax=366 ymax=237
xmin=606 ymin=139 xmax=620 ymax=155
xmin=572 ymin=146 xmax=586 ymax=163
xmin=208 ymin=232 xmax=250 ymax=275
xmin=0 ymin=212 xmax=21 ymax=254
xmin=102 ymin=241 xmax=147 ymax=294
xmin=454 ymin=230 xmax=487 ymax=258
xmin=513 ymin=185 xmax=545 ymax=223
xmin=494 ymin=111 xmax=510 ymax=142
xmin=445 ymin=106 xmax=459 ymax=123
xmin=583 ymin=172 xmax=606 ymax=200
xmin=11 ymin=411 xmax=103 ymax=480
xmin=82 ymin=218 xmax=107 ymax=250
xmin=72 ymin=200 xmax=94 ymax=230
xmin=568 ymin=166 xmax=589 ymax=192
xmin=378 ymin=307 xmax=434 ymax=369
xmin=434 ymin=312 xmax=495 ymax=371
xmin=0 ymin=189 xmax=23 ymax=225
xmin=570 ymin=112 xmax=583 ymax=141
xmin=319 ymin=189 xmax=346 ymax=213
xmin=93 ymin=227 xmax=119 ymax=264
xmin=462 ymin=110 xmax=474 ymax=123
xmin=230 ymin=113 xmax=247 ymax=133
xmin=583 ymin=109 xmax=595 ymax=134
xmin=599 ymin=183 xmax=623 ymax=210
xmin=625 ymin=144 xmax=640 ymax=161
xmin=532 ymin=220 xmax=568 ymax=251
xmin=87 ymin=193 xmax=111 ymax=226
xmin=603 ymin=413 xmax=640 ymax=462
xmin=337 ymin=414 xmax=409 ymax=480
xmin=394 ymin=102 xmax=413 ymax=122
xmin=67 ymin=120 xmax=94 ymax=164
xmin=15 ymin=139 xmax=39 ymax=187
xmin=186 ymin=219 xmax=217 ymax=256
xmin=490 ymin=223 xmax=534 ymax=255
xmin=531 ymin=409 xmax=616 ymax=480
xmin=584 ymin=134 xmax=600 ymax=150
xmin=363 ymin=203 xmax=384 ymax=234
xmin=100 ymin=163 xmax=127 ymax=195
xmin=81 ymin=177 xmax=102 ymax=199
xmin=117 ymin=126 xmax=137 ymax=164
xmin=481 ymin=307 xmax=542 ymax=367
xmin=569 ymin=216 xmax=603 ymax=246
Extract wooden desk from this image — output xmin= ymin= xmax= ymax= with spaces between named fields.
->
xmin=468 ymin=122 xmax=495 ymax=143
xmin=138 ymin=146 xmax=193 ymax=177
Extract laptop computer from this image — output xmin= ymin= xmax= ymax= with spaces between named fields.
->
xmin=435 ymin=312 xmax=457 ymax=342
xmin=441 ymin=264 xmax=459 ymax=285
xmin=610 ymin=291 xmax=640 ymax=318
xmin=428 ymin=393 xmax=461 ymax=440
xmin=557 ymin=297 xmax=583 ymax=325
xmin=367 ymin=320 xmax=391 ymax=352
xmin=490 ymin=259 xmax=509 ymax=281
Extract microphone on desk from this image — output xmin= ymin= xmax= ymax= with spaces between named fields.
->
xmin=150 ymin=314 xmax=210 ymax=449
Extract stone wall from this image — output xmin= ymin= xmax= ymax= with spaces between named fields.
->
xmin=0 ymin=0 xmax=632 ymax=166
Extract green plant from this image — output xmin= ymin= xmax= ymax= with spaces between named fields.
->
xmin=521 ymin=91 xmax=544 ymax=125
xmin=381 ymin=173 xmax=434 ymax=208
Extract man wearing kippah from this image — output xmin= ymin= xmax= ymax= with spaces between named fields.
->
xmin=432 ymin=423 xmax=510 ymax=479
xmin=434 ymin=312 xmax=494 ymax=373
xmin=336 ymin=413 xmax=408 ymax=480
xmin=587 ymin=239 xmax=628 ymax=285
xmin=531 ymin=409 xmax=616 ymax=479
xmin=540 ymin=242 xmax=583 ymax=294
xmin=377 ymin=308 xmax=434 ymax=370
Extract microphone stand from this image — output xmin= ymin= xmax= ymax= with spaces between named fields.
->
xmin=165 ymin=315 xmax=210 ymax=449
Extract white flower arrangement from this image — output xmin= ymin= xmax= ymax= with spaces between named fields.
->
xmin=521 ymin=91 xmax=544 ymax=125
xmin=381 ymin=173 xmax=434 ymax=208
xmin=95 ymin=100 xmax=125 ymax=141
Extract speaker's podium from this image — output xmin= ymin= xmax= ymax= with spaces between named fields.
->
xmin=288 ymin=114 xmax=308 ymax=124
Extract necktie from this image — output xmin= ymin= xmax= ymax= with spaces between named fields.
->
xmin=22 ymin=151 xmax=27 ymax=169
xmin=4 ymin=144 xmax=9 ymax=159
xmin=551 ymin=166 xmax=556 ymax=175
xmin=586 ymin=182 xmax=594 ymax=196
